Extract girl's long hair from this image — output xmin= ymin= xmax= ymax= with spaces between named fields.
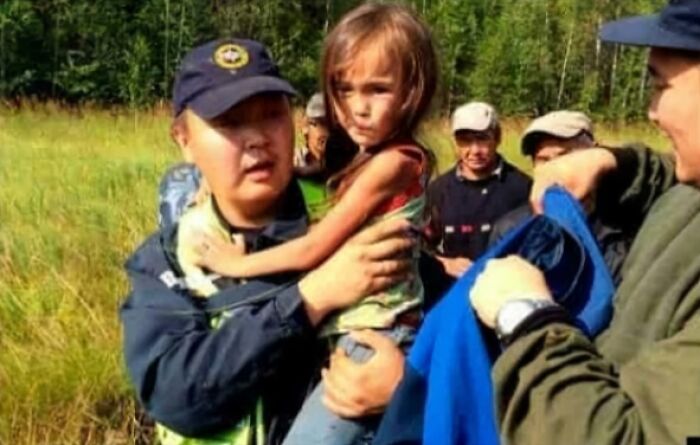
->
xmin=321 ymin=2 xmax=438 ymax=198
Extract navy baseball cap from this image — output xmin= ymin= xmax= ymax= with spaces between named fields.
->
xmin=172 ymin=38 xmax=297 ymax=118
xmin=600 ymin=0 xmax=700 ymax=52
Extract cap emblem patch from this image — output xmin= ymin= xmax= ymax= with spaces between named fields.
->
xmin=214 ymin=44 xmax=249 ymax=70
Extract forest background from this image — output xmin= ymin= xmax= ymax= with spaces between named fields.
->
xmin=1 ymin=0 xmax=665 ymax=118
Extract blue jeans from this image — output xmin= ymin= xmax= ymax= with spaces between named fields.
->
xmin=282 ymin=325 xmax=415 ymax=445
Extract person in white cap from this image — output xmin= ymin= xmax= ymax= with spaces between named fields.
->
xmin=490 ymin=110 xmax=633 ymax=284
xmin=426 ymin=101 xmax=531 ymax=277
xmin=295 ymin=93 xmax=329 ymax=177
xmin=520 ymin=110 xmax=597 ymax=164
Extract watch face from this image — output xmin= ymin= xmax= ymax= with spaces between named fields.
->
xmin=498 ymin=300 xmax=535 ymax=337
xmin=496 ymin=298 xmax=555 ymax=339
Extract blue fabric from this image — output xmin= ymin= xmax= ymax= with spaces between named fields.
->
xmin=158 ymin=162 xmax=202 ymax=229
xmin=374 ymin=186 xmax=615 ymax=445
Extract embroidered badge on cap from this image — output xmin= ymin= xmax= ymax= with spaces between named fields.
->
xmin=214 ymin=43 xmax=249 ymax=70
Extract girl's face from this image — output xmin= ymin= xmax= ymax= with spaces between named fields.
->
xmin=333 ymin=47 xmax=401 ymax=150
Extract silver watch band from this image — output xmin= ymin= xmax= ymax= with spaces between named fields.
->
xmin=494 ymin=298 xmax=559 ymax=341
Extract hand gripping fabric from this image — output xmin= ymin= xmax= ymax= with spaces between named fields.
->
xmin=374 ymin=186 xmax=615 ymax=445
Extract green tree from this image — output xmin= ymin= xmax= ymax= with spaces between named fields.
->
xmin=0 ymin=0 xmax=673 ymax=119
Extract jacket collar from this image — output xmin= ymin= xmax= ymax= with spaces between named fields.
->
xmin=209 ymin=180 xmax=309 ymax=253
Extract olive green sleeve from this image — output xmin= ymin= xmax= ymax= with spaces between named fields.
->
xmin=492 ymin=318 xmax=700 ymax=445
xmin=596 ymin=144 xmax=676 ymax=230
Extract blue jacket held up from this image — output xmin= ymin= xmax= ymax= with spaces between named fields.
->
xmin=374 ymin=186 xmax=615 ymax=445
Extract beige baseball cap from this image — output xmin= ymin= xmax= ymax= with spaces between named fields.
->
xmin=521 ymin=111 xmax=594 ymax=155
xmin=451 ymin=102 xmax=498 ymax=134
xmin=305 ymin=93 xmax=325 ymax=120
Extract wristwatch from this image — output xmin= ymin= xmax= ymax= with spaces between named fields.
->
xmin=495 ymin=298 xmax=562 ymax=345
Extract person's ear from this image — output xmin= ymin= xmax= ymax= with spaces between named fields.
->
xmin=171 ymin=115 xmax=193 ymax=162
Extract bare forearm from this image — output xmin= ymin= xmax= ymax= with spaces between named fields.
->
xmin=222 ymin=234 xmax=326 ymax=278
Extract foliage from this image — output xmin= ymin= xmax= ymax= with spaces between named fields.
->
xmin=0 ymin=0 xmax=667 ymax=118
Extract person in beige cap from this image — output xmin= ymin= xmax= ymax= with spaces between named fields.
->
xmin=295 ymin=93 xmax=329 ymax=176
xmin=521 ymin=110 xmax=596 ymax=165
xmin=426 ymin=101 xmax=531 ymax=278
xmin=490 ymin=110 xmax=631 ymax=283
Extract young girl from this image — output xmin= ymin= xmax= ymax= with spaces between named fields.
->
xmin=192 ymin=3 xmax=437 ymax=443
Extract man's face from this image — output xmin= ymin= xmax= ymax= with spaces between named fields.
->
xmin=303 ymin=117 xmax=329 ymax=159
xmin=648 ymin=48 xmax=700 ymax=185
xmin=183 ymin=94 xmax=294 ymax=217
xmin=455 ymin=130 xmax=499 ymax=174
xmin=334 ymin=47 xmax=400 ymax=150
xmin=532 ymin=136 xmax=585 ymax=166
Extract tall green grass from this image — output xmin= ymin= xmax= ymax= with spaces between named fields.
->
xmin=1 ymin=105 xmax=174 ymax=444
xmin=0 ymin=104 xmax=670 ymax=444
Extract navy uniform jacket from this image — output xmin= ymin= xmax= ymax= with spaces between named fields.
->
xmin=427 ymin=159 xmax=531 ymax=260
xmin=120 ymin=186 xmax=324 ymax=443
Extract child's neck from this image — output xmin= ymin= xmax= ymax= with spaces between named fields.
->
xmin=358 ymin=135 xmax=412 ymax=154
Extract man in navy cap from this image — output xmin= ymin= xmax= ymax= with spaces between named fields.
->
xmin=157 ymin=92 xmax=331 ymax=229
xmin=120 ymin=39 xmax=412 ymax=444
xmin=470 ymin=1 xmax=700 ymax=443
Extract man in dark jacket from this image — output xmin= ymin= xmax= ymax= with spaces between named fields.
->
xmin=471 ymin=1 xmax=700 ymax=443
xmin=121 ymin=39 xmax=412 ymax=444
xmin=426 ymin=102 xmax=531 ymax=278
xmin=490 ymin=110 xmax=634 ymax=283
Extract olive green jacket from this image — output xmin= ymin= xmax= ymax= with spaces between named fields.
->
xmin=493 ymin=147 xmax=700 ymax=444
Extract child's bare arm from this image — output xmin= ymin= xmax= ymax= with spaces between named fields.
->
xmin=206 ymin=149 xmax=421 ymax=278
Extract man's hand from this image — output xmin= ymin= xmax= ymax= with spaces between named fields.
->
xmin=299 ymin=219 xmax=415 ymax=326
xmin=321 ymin=330 xmax=405 ymax=418
xmin=470 ymin=256 xmax=553 ymax=328
xmin=530 ymin=148 xmax=617 ymax=213
xmin=436 ymin=255 xmax=472 ymax=278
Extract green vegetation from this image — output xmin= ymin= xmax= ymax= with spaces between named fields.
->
xmin=0 ymin=0 xmax=664 ymax=118
xmin=0 ymin=105 xmax=172 ymax=444
xmin=0 ymin=104 xmax=670 ymax=443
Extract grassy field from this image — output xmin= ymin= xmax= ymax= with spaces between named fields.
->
xmin=0 ymin=104 xmax=670 ymax=444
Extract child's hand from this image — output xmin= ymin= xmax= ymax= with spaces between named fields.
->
xmin=192 ymin=230 xmax=246 ymax=276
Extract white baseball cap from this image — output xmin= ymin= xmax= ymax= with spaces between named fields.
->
xmin=451 ymin=102 xmax=498 ymax=134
